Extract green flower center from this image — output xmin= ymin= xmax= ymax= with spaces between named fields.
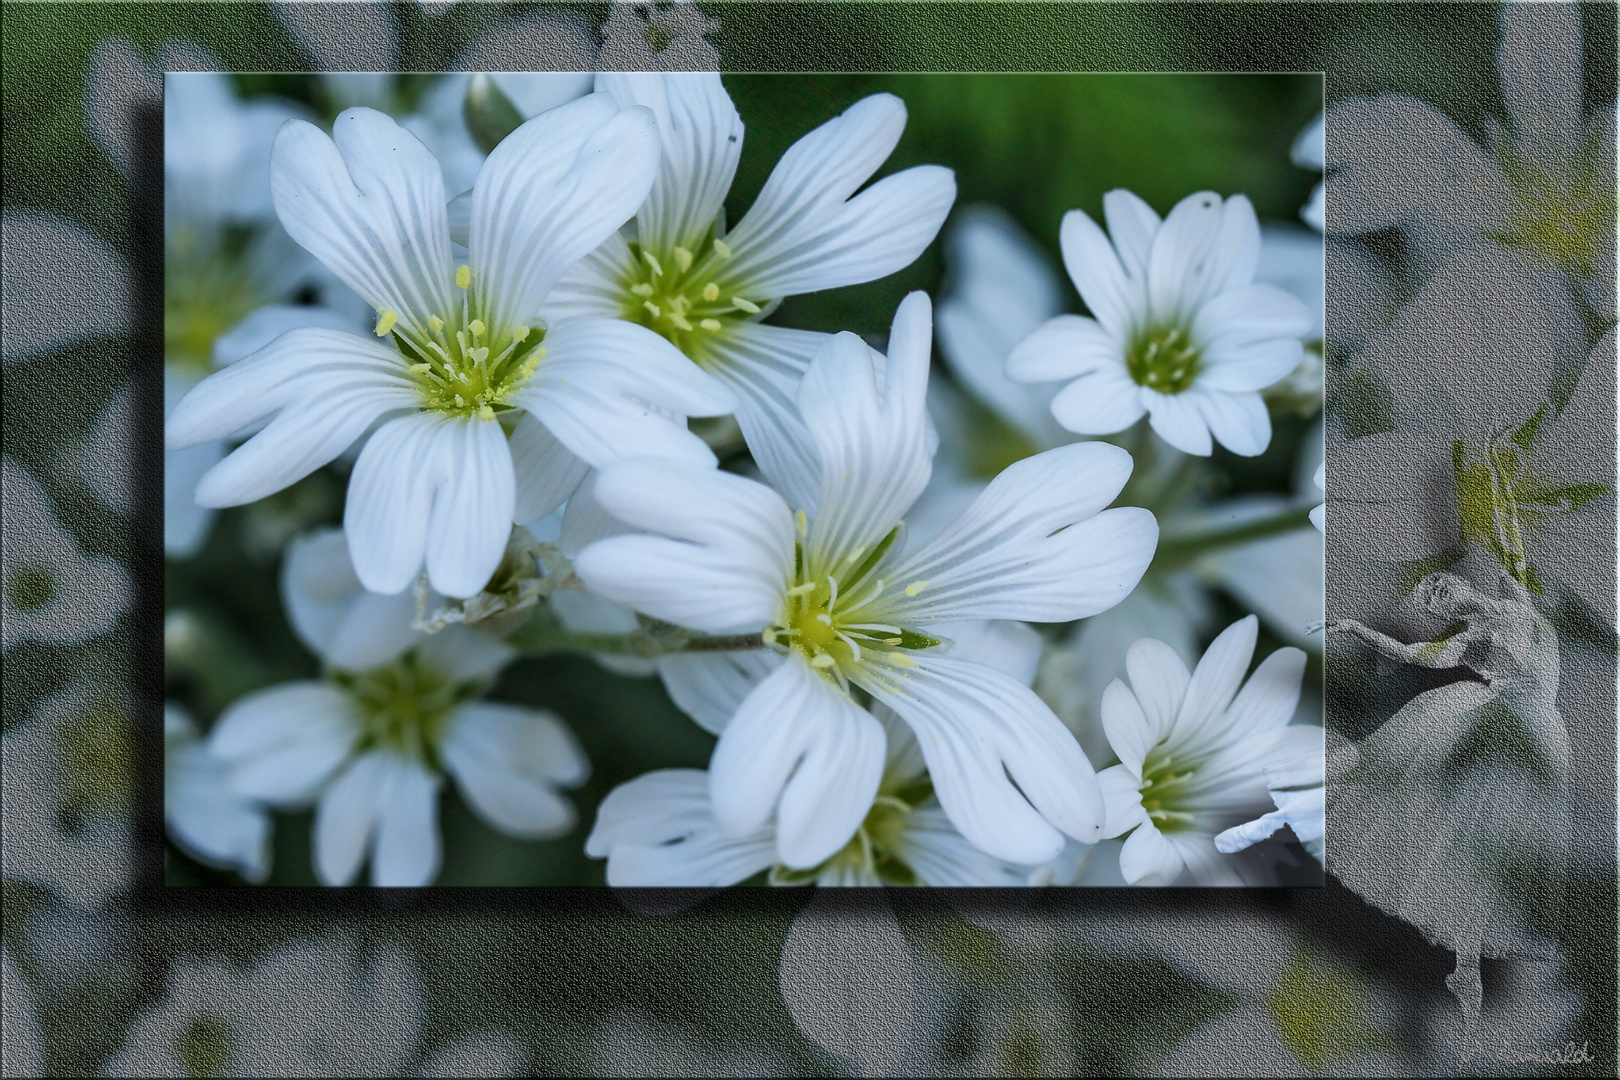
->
xmin=176 ymin=1014 xmax=232 ymax=1078
xmin=5 ymin=564 xmax=55 ymax=612
xmin=1138 ymin=745 xmax=1203 ymax=833
xmin=1126 ymin=324 xmax=1201 ymax=394
xmin=620 ymin=239 xmax=767 ymax=367
xmin=1267 ymin=950 xmax=1387 ymax=1071
xmin=766 ymin=521 xmax=938 ymax=683
xmin=1452 ymin=406 xmax=1611 ymax=594
xmin=333 ymin=652 xmax=479 ymax=768
xmin=384 ymin=266 xmax=547 ymax=420
xmin=165 ymin=234 xmax=261 ymax=374
xmin=1492 ymin=134 xmax=1615 ymax=280
xmin=771 ymin=777 xmax=935 ymax=886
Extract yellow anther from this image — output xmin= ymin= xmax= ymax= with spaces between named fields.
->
xmin=408 ymin=363 xmax=432 ymax=374
xmin=810 ymin=653 xmax=837 ymax=669
xmin=643 ymin=301 xmax=662 ymax=318
xmin=701 ymin=282 xmax=720 ymax=302
xmin=478 ymin=404 xmax=496 ymax=420
xmin=669 ymin=313 xmax=695 ymax=332
xmin=534 ymin=346 xmax=547 ymax=360
xmin=513 ymin=326 xmax=530 ymax=342
xmin=455 ymin=265 xmax=471 ymax=289
xmin=795 ymin=510 xmax=808 ymax=535
xmin=630 ymin=283 xmax=655 ymax=298
xmin=730 ymin=296 xmax=760 ymax=314
xmin=471 ymin=347 xmax=490 ymax=363
xmin=373 ymin=309 xmax=398 ymax=337
xmin=712 ymin=239 xmax=733 ymax=260
xmin=643 ymin=250 xmax=663 ymax=276
xmin=700 ymin=319 xmax=722 ymax=332
xmin=469 ymin=319 xmax=486 ymax=338
xmin=454 ymin=394 xmax=466 ymax=408
xmin=883 ymin=637 xmax=903 ymax=645
xmin=428 ymin=314 xmax=445 ymax=334
xmin=787 ymin=581 xmax=818 ymax=596
xmin=673 ymin=246 xmax=693 ymax=272
xmin=762 ymin=628 xmax=778 ymax=645
xmin=904 ymin=580 xmax=929 ymax=598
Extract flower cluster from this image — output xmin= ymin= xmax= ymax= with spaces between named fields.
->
xmin=162 ymin=70 xmax=1323 ymax=887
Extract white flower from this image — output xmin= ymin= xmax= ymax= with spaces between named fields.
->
xmin=206 ymin=529 xmax=588 ymax=886
xmin=588 ymin=622 xmax=1041 ymax=887
xmin=1006 ymin=189 xmax=1313 ymax=457
xmin=1 ymin=209 xmax=133 ymax=366
xmin=164 ymin=703 xmax=272 ymax=882
xmin=1309 ymin=462 xmax=1325 ymax=530
xmin=1096 ymin=616 xmax=1321 ymax=885
xmin=100 ymin=931 xmax=526 ymax=1077
xmin=542 ymin=74 xmax=955 ymax=510
xmin=1292 ymin=111 xmax=1324 ymax=231
xmin=2 ymin=456 xmax=133 ymax=652
xmin=404 ymin=71 xmax=596 ymax=196
xmin=598 ymin=1 xmax=722 ymax=71
xmin=1329 ymin=0 xmax=1615 ymax=317
xmin=168 ymin=99 xmax=734 ymax=598
xmin=1213 ymin=746 xmax=1324 ymax=864
xmin=576 ymin=292 xmax=1158 ymax=866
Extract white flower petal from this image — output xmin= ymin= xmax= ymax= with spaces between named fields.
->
xmin=894 ymin=804 xmax=1028 ymax=886
xmin=1146 ymin=191 xmax=1225 ymax=322
xmin=209 ymin=682 xmax=358 ymax=804
xmin=165 ymin=441 xmax=223 ymax=558
xmin=932 ymin=619 xmax=1043 ymax=686
xmin=508 ymin=412 xmax=589 ymax=526
xmin=1048 ymin=367 xmax=1147 ymax=434
xmin=1498 ymin=0 xmax=1584 ymax=160
xmin=1059 ymin=207 xmax=1138 ymax=339
xmin=313 ymin=754 xmax=376 ymax=887
xmin=535 ymin=232 xmax=633 ymax=325
xmin=588 ymin=770 xmax=776 ymax=887
xmin=1118 ymin=819 xmax=1183 ymax=885
xmin=441 ymin=702 xmax=585 ymax=837
xmin=166 ymin=741 xmax=272 ymax=881
xmin=471 ymin=93 xmax=659 ymax=326
xmin=888 ymin=442 xmax=1157 ymax=624
xmin=1141 ymin=389 xmax=1213 ymax=456
xmin=1212 ymin=808 xmax=1288 ymax=854
xmin=1124 ymin=636 xmax=1191 ymax=745
xmin=869 ymin=654 xmax=1103 ymax=863
xmin=721 ymin=94 xmax=954 ymax=298
xmin=1 ymin=210 xmax=132 ymax=364
xmin=343 ymin=412 xmax=514 ymax=599
xmin=1192 ymin=282 xmax=1314 ymax=357
xmin=800 ymin=294 xmax=933 ymax=568
xmin=1196 ymin=193 xmax=1262 ymax=302
xmin=575 ymin=459 xmax=793 ymax=634
xmin=1101 ymin=188 xmax=1163 ymax=280
xmin=518 ymin=317 xmax=733 ymax=470
xmin=1097 ymin=763 xmax=1149 ymax=838
xmin=1190 ymin=646 xmax=1307 ymax=758
xmin=699 ymin=322 xmax=827 ymax=513
xmin=655 ymin=650 xmax=784 ymax=735
xmin=1004 ymin=314 xmax=1121 ymax=384
xmin=1292 ymin=112 xmax=1324 ymax=171
xmin=1168 ymin=615 xmax=1258 ymax=747
xmin=708 ymin=656 xmax=883 ymax=870
xmin=598 ymin=73 xmax=744 ymax=254
xmin=271 ymin=109 xmax=454 ymax=327
xmin=167 ymin=326 xmax=414 ymax=449
xmin=211 ymin=303 xmax=362 ymax=367
xmin=1196 ymin=339 xmax=1305 ymax=394
xmin=280 ymin=528 xmax=420 ymax=669
xmin=1099 ymin=678 xmax=1156 ymax=778
xmin=1192 ymin=389 xmax=1271 ymax=457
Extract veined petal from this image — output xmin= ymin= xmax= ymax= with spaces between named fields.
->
xmin=470 ymin=93 xmax=659 ymax=328
xmin=209 ymin=682 xmax=358 ymax=805
xmin=800 ymin=294 xmax=933 ymax=570
xmin=1192 ymin=282 xmax=1314 ymax=355
xmin=369 ymin=752 xmax=442 ymax=887
xmin=1097 ymin=763 xmax=1149 ymax=838
xmin=441 ymin=702 xmax=586 ymax=837
xmin=1196 ymin=340 xmax=1305 ymax=394
xmin=211 ymin=303 xmax=362 ymax=367
xmin=517 ymin=317 xmax=734 ymax=469
xmin=708 ymin=656 xmax=884 ymax=870
xmin=887 ymin=442 xmax=1157 ymax=624
xmin=932 ymin=619 xmax=1043 ymax=687
xmin=598 ymin=73 xmax=744 ymax=254
xmin=1182 ymin=646 xmax=1306 ymax=759
xmin=1102 ymin=189 xmax=1162 ymax=280
xmin=1100 ymin=678 xmax=1156 ymax=777
xmin=508 ymin=412 xmax=589 ymax=526
xmin=271 ymin=110 xmax=454 ymax=328
xmin=1005 ymin=314 xmax=1122 ymax=384
xmin=1118 ymin=819 xmax=1183 ymax=886
xmin=343 ymin=412 xmax=512 ymax=599
xmin=1197 ymin=194 xmax=1262 ymax=301
xmin=1192 ymin=390 xmax=1271 ymax=458
xmin=1125 ymin=637 xmax=1191 ymax=744
xmin=587 ymin=769 xmax=776 ymax=887
xmin=895 ymin=804 xmax=1028 ymax=886
xmin=313 ymin=753 xmax=386 ymax=887
xmin=721 ymin=93 xmax=954 ymax=298
xmin=536 ymin=231 xmax=634 ymax=326
xmin=1146 ymin=191 xmax=1225 ymax=323
xmin=699 ymin=322 xmax=827 ymax=513
xmin=167 ymin=327 xmax=413 ymax=449
xmin=656 ymin=650 xmax=784 ymax=735
xmin=574 ymin=459 xmax=793 ymax=633
xmin=1059 ymin=207 xmax=1139 ymax=339
xmin=869 ymin=654 xmax=1105 ymax=863
xmin=1049 ymin=368 xmax=1147 ymax=435
xmin=1141 ymin=390 xmax=1213 ymax=456
xmin=1168 ymin=615 xmax=1258 ymax=747
xmin=280 ymin=528 xmax=420 ymax=670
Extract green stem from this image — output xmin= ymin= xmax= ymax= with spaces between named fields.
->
xmin=1152 ymin=504 xmax=1317 ymax=572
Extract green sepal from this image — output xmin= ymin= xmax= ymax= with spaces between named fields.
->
xmin=464 ymin=73 xmax=525 ymax=157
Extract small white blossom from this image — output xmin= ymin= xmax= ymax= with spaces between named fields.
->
xmin=164 ymin=704 xmax=272 ymax=882
xmin=1007 ymin=189 xmax=1313 ymax=457
xmin=168 ymin=99 xmax=734 ymax=598
xmin=1096 ymin=616 xmax=1321 ymax=885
